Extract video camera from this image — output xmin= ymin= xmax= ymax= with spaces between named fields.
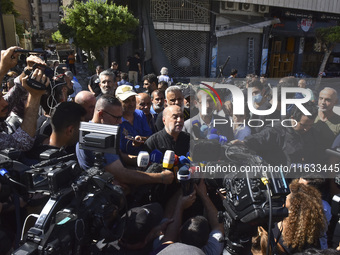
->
xmin=190 ymin=140 xmax=289 ymax=254
xmin=14 ymin=122 xmax=125 ymax=254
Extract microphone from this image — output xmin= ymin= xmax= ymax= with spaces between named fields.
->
xmin=177 ymin=165 xmax=194 ymax=196
xmin=146 ymin=163 xmax=163 ymax=173
xmin=207 ymin=134 xmax=228 ymax=145
xmin=179 ymin=155 xmax=191 ymax=166
xmin=163 ymin=150 xmax=175 ymax=169
xmin=200 ymin=124 xmax=209 ymax=138
xmin=192 ymin=120 xmax=201 ymax=139
xmin=208 ymin=128 xmax=218 ymax=135
xmin=137 ymin=151 xmax=150 ymax=168
xmin=150 ymin=149 xmax=163 ymax=164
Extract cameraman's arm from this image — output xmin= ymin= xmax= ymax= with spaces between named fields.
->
xmin=162 ymin=191 xmax=196 ymax=243
xmin=105 ymin=159 xmax=174 ymax=185
xmin=196 ymin=180 xmax=224 ymax=234
xmin=196 ymin=180 xmax=224 ymax=255
xmin=20 ymin=69 xmax=49 ymax=138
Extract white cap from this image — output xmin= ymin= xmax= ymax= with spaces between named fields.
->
xmin=115 ymin=85 xmax=137 ymax=101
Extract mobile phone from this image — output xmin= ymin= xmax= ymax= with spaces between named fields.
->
xmin=14 ymin=49 xmax=46 ymax=54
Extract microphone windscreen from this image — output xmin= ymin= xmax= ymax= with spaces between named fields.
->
xmin=146 ymin=163 xmax=163 ymax=173
xmin=179 ymin=155 xmax=190 ymax=165
xmin=207 ymin=134 xmax=219 ymax=140
xmin=150 ymin=149 xmax=163 ymax=164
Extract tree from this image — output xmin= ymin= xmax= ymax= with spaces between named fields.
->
xmin=1 ymin=0 xmax=24 ymax=39
xmin=315 ymin=25 xmax=340 ymax=91
xmin=61 ymin=0 xmax=138 ymax=69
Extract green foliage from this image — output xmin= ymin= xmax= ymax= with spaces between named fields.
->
xmin=316 ymin=26 xmax=340 ymax=49
xmin=1 ymin=0 xmax=19 ymax=17
xmin=52 ymin=30 xmax=67 ymax=43
xmin=62 ymin=0 xmax=138 ymax=52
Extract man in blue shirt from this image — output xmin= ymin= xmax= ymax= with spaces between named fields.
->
xmin=76 ymin=94 xmax=174 ymax=187
xmin=115 ymin=85 xmax=152 ymax=162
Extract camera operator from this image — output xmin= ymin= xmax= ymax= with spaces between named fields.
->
xmin=24 ymin=101 xmax=86 ymax=164
xmin=0 ymin=46 xmax=50 ymax=151
xmin=76 ymin=95 xmax=174 ymax=189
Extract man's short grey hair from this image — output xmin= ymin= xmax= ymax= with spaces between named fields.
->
xmin=99 ymin=70 xmax=116 ymax=81
xmin=65 ymin=71 xmax=73 ymax=78
xmin=165 ymin=85 xmax=182 ymax=100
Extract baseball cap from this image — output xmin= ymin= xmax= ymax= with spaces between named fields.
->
xmin=115 ymin=85 xmax=137 ymax=101
xmin=121 ymin=203 xmax=163 ymax=244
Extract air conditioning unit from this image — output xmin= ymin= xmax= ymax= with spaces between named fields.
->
xmin=240 ymin=3 xmax=254 ymax=12
xmin=258 ymin=5 xmax=269 ymax=13
xmin=222 ymin=1 xmax=237 ymax=11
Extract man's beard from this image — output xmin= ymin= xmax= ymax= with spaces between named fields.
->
xmin=153 ymin=104 xmax=163 ymax=111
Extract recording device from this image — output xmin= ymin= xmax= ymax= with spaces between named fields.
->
xmin=177 ymin=165 xmax=194 ymax=196
xmin=163 ymin=150 xmax=175 ymax=169
xmin=25 ymin=63 xmax=54 ymax=90
xmin=137 ymin=151 xmax=150 ymax=168
xmin=14 ymin=49 xmax=47 ymax=54
xmin=14 ymin=122 xmax=125 ymax=254
xmin=79 ymin=121 xmax=120 ymax=155
xmin=14 ymin=169 xmax=126 ymax=255
xmin=190 ymin=141 xmax=290 ymax=254
xmin=150 ymin=149 xmax=163 ymax=164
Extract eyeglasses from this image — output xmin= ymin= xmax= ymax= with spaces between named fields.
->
xmin=144 ymin=83 xmax=149 ymax=85
xmin=101 ymin=110 xmax=122 ymax=121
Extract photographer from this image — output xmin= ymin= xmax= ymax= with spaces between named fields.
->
xmin=0 ymin=46 xmax=50 ymax=151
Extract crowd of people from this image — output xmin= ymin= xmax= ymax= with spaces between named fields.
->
xmin=0 ymin=46 xmax=340 ymax=255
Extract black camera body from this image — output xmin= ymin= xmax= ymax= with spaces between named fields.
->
xmin=24 ymin=63 xmax=54 ymax=91
xmin=14 ymin=167 xmax=126 ymax=255
xmin=190 ymin=141 xmax=289 ymax=255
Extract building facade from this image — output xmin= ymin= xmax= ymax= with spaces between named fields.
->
xmin=149 ymin=0 xmax=340 ymax=78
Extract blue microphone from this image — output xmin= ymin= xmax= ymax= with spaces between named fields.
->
xmin=179 ymin=155 xmax=191 ymax=166
xmin=208 ymin=128 xmax=218 ymax=135
xmin=200 ymin=124 xmax=209 ymax=138
xmin=207 ymin=134 xmax=228 ymax=145
xmin=177 ymin=165 xmax=193 ymax=196
xmin=150 ymin=149 xmax=163 ymax=164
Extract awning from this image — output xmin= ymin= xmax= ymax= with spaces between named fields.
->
xmin=215 ymin=18 xmax=280 ymax=37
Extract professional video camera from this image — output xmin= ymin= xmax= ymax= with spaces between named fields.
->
xmin=14 ymin=122 xmax=125 ymax=255
xmin=190 ymin=140 xmax=289 ymax=255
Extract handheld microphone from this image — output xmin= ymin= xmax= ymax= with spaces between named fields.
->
xmin=192 ymin=120 xmax=202 ymax=139
xmin=200 ymin=124 xmax=209 ymax=138
xmin=150 ymin=149 xmax=163 ymax=164
xmin=207 ymin=134 xmax=228 ymax=145
xmin=177 ymin=165 xmax=194 ymax=196
xmin=163 ymin=150 xmax=175 ymax=169
xmin=137 ymin=151 xmax=150 ymax=168
xmin=208 ymin=128 xmax=218 ymax=135
xmin=179 ymin=155 xmax=191 ymax=166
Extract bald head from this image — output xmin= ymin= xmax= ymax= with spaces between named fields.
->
xmin=318 ymin=87 xmax=338 ymax=113
xmin=163 ymin=105 xmax=184 ymax=137
xmin=136 ymin=93 xmax=151 ymax=115
xmin=75 ymin=91 xmax=96 ymax=122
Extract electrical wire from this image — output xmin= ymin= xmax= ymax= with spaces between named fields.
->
xmin=21 ymin=214 xmax=39 ymax=241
